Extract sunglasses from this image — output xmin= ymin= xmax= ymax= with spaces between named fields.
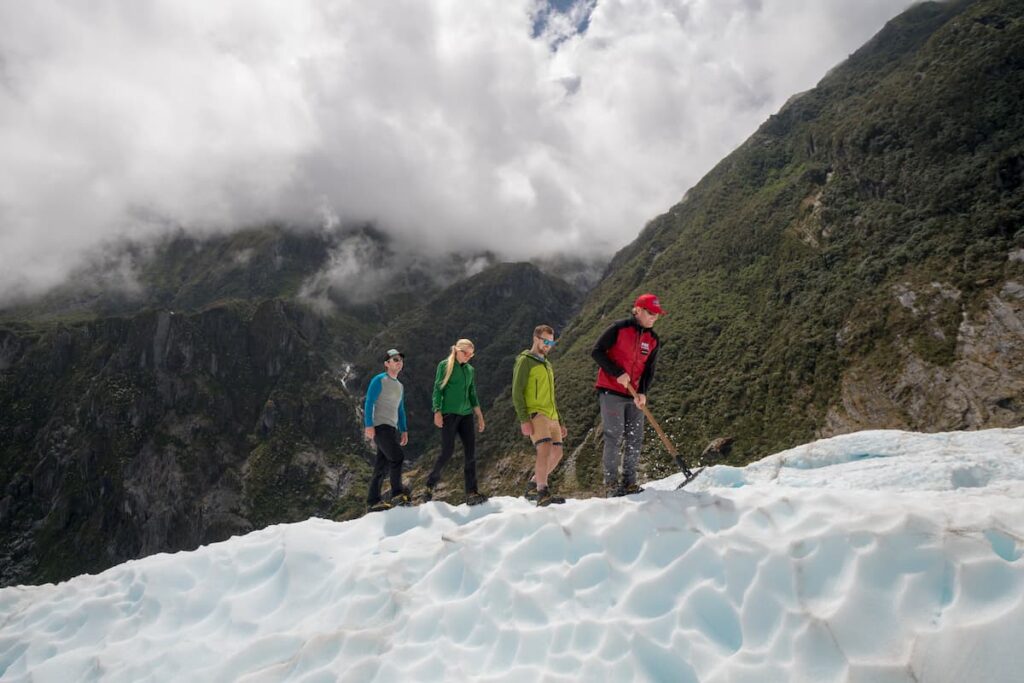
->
xmin=539 ymin=338 xmax=557 ymax=347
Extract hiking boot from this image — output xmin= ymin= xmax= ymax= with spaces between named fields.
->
xmin=465 ymin=491 xmax=489 ymax=506
xmin=418 ymin=486 xmax=434 ymax=504
xmin=367 ymin=500 xmax=392 ymax=512
xmin=604 ymin=483 xmax=624 ymax=498
xmin=536 ymin=488 xmax=565 ymax=507
xmin=390 ymin=487 xmax=413 ymax=506
xmin=622 ymin=483 xmax=643 ymax=495
xmin=524 ymin=480 xmax=539 ymax=501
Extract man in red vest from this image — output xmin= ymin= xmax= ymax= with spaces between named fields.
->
xmin=591 ymin=293 xmax=664 ymax=496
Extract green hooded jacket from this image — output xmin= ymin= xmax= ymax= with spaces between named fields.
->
xmin=432 ymin=359 xmax=480 ymax=415
xmin=511 ymin=350 xmax=559 ymax=423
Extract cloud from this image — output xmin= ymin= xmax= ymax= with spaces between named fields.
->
xmin=0 ymin=0 xmax=913 ymax=300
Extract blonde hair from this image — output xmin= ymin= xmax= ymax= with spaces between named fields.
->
xmin=441 ymin=339 xmax=475 ymax=389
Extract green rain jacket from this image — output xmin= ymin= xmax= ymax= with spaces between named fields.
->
xmin=432 ymin=359 xmax=480 ymax=415
xmin=511 ymin=350 xmax=560 ymax=423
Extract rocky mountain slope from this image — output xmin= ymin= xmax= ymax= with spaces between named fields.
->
xmin=540 ymin=0 xmax=1024 ymax=494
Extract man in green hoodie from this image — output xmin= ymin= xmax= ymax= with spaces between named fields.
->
xmin=512 ymin=324 xmax=567 ymax=506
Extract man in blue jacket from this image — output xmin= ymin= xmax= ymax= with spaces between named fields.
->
xmin=364 ymin=348 xmax=410 ymax=511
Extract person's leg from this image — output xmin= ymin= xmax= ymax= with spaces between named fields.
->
xmin=533 ymin=417 xmax=566 ymax=505
xmin=533 ymin=415 xmax=563 ymax=486
xmin=600 ymin=392 xmax=628 ymax=487
xmin=427 ymin=414 xmax=459 ymax=489
xmin=374 ymin=426 xmax=406 ymax=497
xmin=532 ymin=413 xmax=555 ymax=489
xmin=547 ymin=417 xmax=565 ymax=482
xmin=534 ymin=440 xmax=553 ymax=488
xmin=621 ymin=401 xmax=646 ymax=488
xmin=457 ymin=413 xmax=478 ymax=493
xmin=548 ymin=443 xmax=563 ymax=476
xmin=366 ymin=444 xmax=388 ymax=505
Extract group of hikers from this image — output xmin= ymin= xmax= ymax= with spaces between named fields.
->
xmin=363 ymin=293 xmax=666 ymax=512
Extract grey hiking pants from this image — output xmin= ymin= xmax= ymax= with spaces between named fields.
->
xmin=599 ymin=390 xmax=645 ymax=486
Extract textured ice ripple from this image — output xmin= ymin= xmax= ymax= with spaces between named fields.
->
xmin=2 ymin=427 xmax=1024 ymax=682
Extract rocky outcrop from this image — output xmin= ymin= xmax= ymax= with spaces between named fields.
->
xmin=823 ymin=281 xmax=1024 ymax=434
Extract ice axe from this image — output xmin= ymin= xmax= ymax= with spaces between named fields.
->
xmin=624 ymin=383 xmax=696 ymax=480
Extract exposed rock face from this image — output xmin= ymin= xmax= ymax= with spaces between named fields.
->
xmin=0 ymin=300 xmax=368 ymax=587
xmin=701 ymin=437 xmax=736 ymax=462
xmin=823 ymin=282 xmax=1024 ymax=434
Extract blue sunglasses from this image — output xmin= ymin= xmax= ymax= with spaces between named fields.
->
xmin=541 ymin=338 xmax=557 ymax=347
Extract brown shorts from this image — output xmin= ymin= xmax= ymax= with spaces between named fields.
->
xmin=530 ymin=413 xmax=563 ymax=446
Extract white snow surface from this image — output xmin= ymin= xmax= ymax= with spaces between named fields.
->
xmin=2 ymin=427 xmax=1024 ymax=682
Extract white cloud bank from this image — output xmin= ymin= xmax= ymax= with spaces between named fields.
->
xmin=0 ymin=0 xmax=912 ymax=299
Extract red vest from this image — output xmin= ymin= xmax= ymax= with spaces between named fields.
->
xmin=594 ymin=323 xmax=658 ymax=395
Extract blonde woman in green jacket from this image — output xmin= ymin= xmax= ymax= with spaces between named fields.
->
xmin=512 ymin=324 xmax=567 ymax=506
xmin=422 ymin=339 xmax=487 ymax=505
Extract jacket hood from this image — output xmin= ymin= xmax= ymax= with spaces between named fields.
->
xmin=518 ymin=349 xmax=549 ymax=363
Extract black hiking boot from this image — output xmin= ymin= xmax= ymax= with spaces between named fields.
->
xmin=605 ymin=483 xmax=624 ymax=498
xmin=622 ymin=483 xmax=643 ymax=495
xmin=390 ymin=486 xmax=413 ymax=507
xmin=536 ymin=488 xmax=565 ymax=507
xmin=524 ymin=480 xmax=539 ymax=501
xmin=417 ymin=486 xmax=435 ymax=504
xmin=367 ymin=500 xmax=392 ymax=513
xmin=466 ymin=491 xmax=489 ymax=506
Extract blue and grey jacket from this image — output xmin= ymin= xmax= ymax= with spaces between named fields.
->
xmin=364 ymin=372 xmax=407 ymax=432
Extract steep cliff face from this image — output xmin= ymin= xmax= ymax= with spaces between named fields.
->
xmin=0 ymin=300 xmax=369 ymax=586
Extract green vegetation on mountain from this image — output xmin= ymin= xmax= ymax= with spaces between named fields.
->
xmin=0 ymin=300 xmax=372 ymax=585
xmin=0 ymin=255 xmax=580 ymax=585
xmin=546 ymin=0 xmax=1024 ymax=489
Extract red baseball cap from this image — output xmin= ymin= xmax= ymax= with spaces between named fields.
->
xmin=634 ymin=293 xmax=665 ymax=314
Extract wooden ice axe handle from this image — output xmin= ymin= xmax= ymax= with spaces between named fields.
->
xmin=624 ymin=383 xmax=680 ymax=459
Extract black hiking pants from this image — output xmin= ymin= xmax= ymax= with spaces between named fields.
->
xmin=367 ymin=425 xmax=405 ymax=504
xmin=427 ymin=413 xmax=478 ymax=493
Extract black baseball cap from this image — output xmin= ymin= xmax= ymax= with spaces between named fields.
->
xmin=383 ymin=348 xmax=404 ymax=362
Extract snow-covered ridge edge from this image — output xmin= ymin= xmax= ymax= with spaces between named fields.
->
xmin=655 ymin=426 xmax=1024 ymax=496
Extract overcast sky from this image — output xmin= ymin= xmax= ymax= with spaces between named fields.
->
xmin=0 ymin=0 xmax=913 ymax=299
